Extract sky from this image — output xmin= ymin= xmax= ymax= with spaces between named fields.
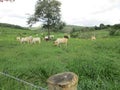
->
xmin=0 ymin=0 xmax=120 ymax=27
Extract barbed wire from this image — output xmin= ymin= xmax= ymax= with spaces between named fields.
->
xmin=0 ymin=71 xmax=47 ymax=90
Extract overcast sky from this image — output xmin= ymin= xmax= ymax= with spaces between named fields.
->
xmin=0 ymin=0 xmax=120 ymax=27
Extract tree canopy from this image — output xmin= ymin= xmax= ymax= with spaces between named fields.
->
xmin=28 ymin=0 xmax=64 ymax=38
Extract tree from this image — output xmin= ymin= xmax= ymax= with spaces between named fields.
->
xmin=52 ymin=21 xmax=66 ymax=32
xmin=94 ymin=25 xmax=99 ymax=30
xmin=27 ymin=0 xmax=63 ymax=39
xmin=99 ymin=23 xmax=105 ymax=29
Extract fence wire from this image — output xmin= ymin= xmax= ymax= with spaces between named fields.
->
xmin=0 ymin=71 xmax=47 ymax=90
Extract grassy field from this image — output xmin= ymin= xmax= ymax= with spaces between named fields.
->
xmin=0 ymin=27 xmax=120 ymax=90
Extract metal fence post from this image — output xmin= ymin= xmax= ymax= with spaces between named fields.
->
xmin=47 ymin=72 xmax=78 ymax=90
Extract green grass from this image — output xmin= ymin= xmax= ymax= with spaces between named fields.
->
xmin=0 ymin=27 xmax=120 ymax=90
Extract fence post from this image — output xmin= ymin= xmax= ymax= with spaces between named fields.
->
xmin=47 ymin=72 xmax=78 ymax=90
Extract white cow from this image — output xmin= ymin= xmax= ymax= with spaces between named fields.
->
xmin=44 ymin=35 xmax=54 ymax=41
xmin=31 ymin=37 xmax=41 ymax=44
xmin=19 ymin=36 xmax=33 ymax=44
xmin=16 ymin=37 xmax=21 ymax=41
xmin=54 ymin=38 xmax=68 ymax=47
xmin=91 ymin=36 xmax=96 ymax=40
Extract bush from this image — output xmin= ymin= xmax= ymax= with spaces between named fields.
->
xmin=109 ymin=29 xmax=120 ymax=36
xmin=70 ymin=32 xmax=79 ymax=38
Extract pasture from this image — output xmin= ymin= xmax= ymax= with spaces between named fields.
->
xmin=0 ymin=27 xmax=120 ymax=90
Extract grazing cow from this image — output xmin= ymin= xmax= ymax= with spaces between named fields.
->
xmin=44 ymin=36 xmax=49 ymax=41
xmin=16 ymin=37 xmax=21 ymax=41
xmin=19 ymin=37 xmax=28 ymax=44
xmin=91 ymin=36 xmax=96 ymax=40
xmin=44 ymin=35 xmax=54 ymax=41
xmin=31 ymin=37 xmax=41 ymax=44
xmin=54 ymin=38 xmax=68 ymax=47
xmin=19 ymin=36 xmax=33 ymax=44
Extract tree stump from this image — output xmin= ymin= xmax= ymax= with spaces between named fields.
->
xmin=47 ymin=72 xmax=78 ymax=90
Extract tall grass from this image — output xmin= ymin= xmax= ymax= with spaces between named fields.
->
xmin=0 ymin=27 xmax=120 ymax=90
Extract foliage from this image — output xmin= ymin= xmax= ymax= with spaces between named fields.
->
xmin=52 ymin=21 xmax=66 ymax=32
xmin=70 ymin=26 xmax=96 ymax=38
xmin=112 ymin=24 xmax=120 ymax=29
xmin=109 ymin=24 xmax=120 ymax=36
xmin=109 ymin=29 xmax=120 ymax=36
xmin=70 ymin=31 xmax=80 ymax=38
xmin=99 ymin=23 xmax=105 ymax=29
xmin=27 ymin=0 xmax=64 ymax=38
xmin=94 ymin=24 xmax=111 ymax=30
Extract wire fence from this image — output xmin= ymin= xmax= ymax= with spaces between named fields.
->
xmin=0 ymin=71 xmax=47 ymax=90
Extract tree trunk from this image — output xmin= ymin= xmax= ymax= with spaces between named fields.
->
xmin=47 ymin=72 xmax=78 ymax=90
xmin=48 ymin=26 xmax=50 ymax=40
xmin=47 ymin=17 xmax=50 ymax=40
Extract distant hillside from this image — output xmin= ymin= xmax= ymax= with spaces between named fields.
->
xmin=63 ymin=25 xmax=84 ymax=32
xmin=0 ymin=23 xmax=29 ymax=30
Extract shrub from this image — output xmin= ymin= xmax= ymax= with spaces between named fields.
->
xmin=70 ymin=32 xmax=79 ymax=38
xmin=109 ymin=29 xmax=120 ymax=36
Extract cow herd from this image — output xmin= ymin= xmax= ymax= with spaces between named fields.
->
xmin=16 ymin=35 xmax=69 ymax=47
xmin=16 ymin=36 xmax=41 ymax=44
xmin=16 ymin=34 xmax=96 ymax=47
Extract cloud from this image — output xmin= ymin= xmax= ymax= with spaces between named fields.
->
xmin=0 ymin=0 xmax=120 ymax=27
xmin=59 ymin=0 xmax=120 ymax=26
xmin=0 ymin=0 xmax=37 ymax=27
xmin=109 ymin=0 xmax=120 ymax=3
xmin=92 ymin=2 xmax=120 ymax=14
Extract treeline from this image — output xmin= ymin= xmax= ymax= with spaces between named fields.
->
xmin=95 ymin=23 xmax=120 ymax=36
xmin=0 ymin=23 xmax=29 ymax=30
xmin=0 ymin=22 xmax=120 ymax=37
xmin=64 ymin=24 xmax=120 ymax=38
xmin=95 ymin=23 xmax=120 ymax=30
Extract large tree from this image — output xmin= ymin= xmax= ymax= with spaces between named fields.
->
xmin=28 ymin=0 xmax=63 ymax=39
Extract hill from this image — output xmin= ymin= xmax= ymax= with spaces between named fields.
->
xmin=0 ymin=23 xmax=29 ymax=30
